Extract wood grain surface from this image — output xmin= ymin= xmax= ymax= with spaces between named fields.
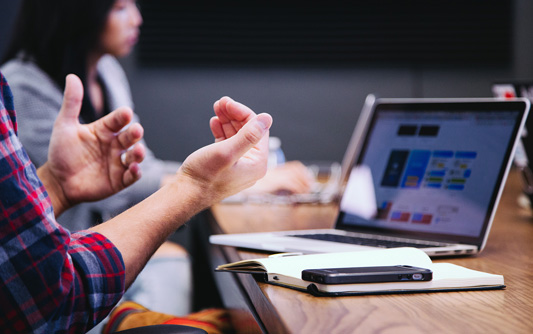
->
xmin=211 ymin=169 xmax=533 ymax=334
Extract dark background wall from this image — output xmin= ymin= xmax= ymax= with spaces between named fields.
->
xmin=1 ymin=1 xmax=532 ymax=164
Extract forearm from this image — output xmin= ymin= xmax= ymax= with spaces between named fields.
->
xmin=91 ymin=101 xmax=271 ymax=288
xmin=90 ymin=174 xmax=209 ymax=288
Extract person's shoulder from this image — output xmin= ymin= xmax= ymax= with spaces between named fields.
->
xmin=1 ymin=58 xmax=60 ymax=95
xmin=97 ymin=55 xmax=133 ymax=109
xmin=98 ymin=55 xmax=127 ymax=79
xmin=1 ymin=58 xmax=63 ymax=112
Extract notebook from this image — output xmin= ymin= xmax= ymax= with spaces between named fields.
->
xmin=210 ymin=98 xmax=530 ymax=257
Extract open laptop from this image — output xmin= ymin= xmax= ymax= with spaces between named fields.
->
xmin=210 ymin=98 xmax=530 ymax=257
xmin=290 ymin=93 xmax=377 ymax=203
xmin=223 ymin=94 xmax=377 ymax=204
xmin=492 ymin=81 xmax=533 ymax=208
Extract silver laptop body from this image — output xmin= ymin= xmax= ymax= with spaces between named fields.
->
xmin=211 ymin=98 xmax=530 ymax=257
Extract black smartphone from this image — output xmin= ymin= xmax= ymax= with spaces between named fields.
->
xmin=301 ymin=265 xmax=433 ymax=284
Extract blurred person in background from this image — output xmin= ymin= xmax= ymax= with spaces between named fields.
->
xmin=1 ymin=0 xmax=312 ymax=327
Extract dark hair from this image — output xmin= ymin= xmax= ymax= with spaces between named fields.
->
xmin=1 ymin=0 xmax=115 ymax=122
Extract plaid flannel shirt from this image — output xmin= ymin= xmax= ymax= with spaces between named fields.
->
xmin=0 ymin=72 xmax=125 ymax=333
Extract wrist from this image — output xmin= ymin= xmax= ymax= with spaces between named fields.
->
xmin=166 ymin=172 xmax=215 ymax=214
xmin=37 ymin=163 xmax=71 ymax=216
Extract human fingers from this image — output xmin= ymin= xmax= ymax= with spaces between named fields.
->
xmin=116 ymin=122 xmax=144 ymax=151
xmin=267 ymin=163 xmax=314 ymax=194
xmin=290 ymin=164 xmax=315 ymax=193
xmin=214 ymin=97 xmax=254 ymax=122
xmin=214 ymin=97 xmax=257 ymax=138
xmin=282 ymin=173 xmax=313 ymax=193
xmin=288 ymin=175 xmax=314 ymax=193
xmin=56 ymin=74 xmax=84 ymax=125
xmin=285 ymin=161 xmax=316 ymax=184
xmin=209 ymin=116 xmax=226 ymax=142
xmin=212 ymin=98 xmax=228 ymax=123
xmin=121 ymin=143 xmax=146 ymax=166
xmin=214 ymin=97 xmax=240 ymax=138
xmin=221 ymin=113 xmax=271 ymax=157
xmin=98 ymin=107 xmax=135 ymax=133
xmin=122 ymin=162 xmax=142 ymax=187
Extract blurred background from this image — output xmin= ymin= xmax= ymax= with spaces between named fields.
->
xmin=1 ymin=0 xmax=532 ymax=164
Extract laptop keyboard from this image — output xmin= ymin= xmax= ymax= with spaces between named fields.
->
xmin=289 ymin=233 xmax=446 ymax=249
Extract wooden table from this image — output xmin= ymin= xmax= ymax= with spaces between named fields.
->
xmin=208 ymin=169 xmax=533 ymax=333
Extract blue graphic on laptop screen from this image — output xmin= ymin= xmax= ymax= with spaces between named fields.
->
xmin=381 ymin=149 xmax=477 ymax=191
xmin=341 ymin=109 xmax=516 ymax=238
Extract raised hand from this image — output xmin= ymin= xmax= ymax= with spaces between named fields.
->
xmin=176 ymin=96 xmax=272 ymax=207
xmin=245 ymin=161 xmax=314 ymax=195
xmin=210 ymin=96 xmax=257 ymax=142
xmin=210 ymin=97 xmax=312 ymax=196
xmin=38 ymin=74 xmax=145 ymax=215
xmin=91 ymin=97 xmax=271 ymax=286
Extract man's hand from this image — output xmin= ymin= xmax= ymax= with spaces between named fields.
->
xmin=244 ymin=161 xmax=314 ymax=195
xmin=91 ymin=96 xmax=271 ymax=285
xmin=38 ymin=74 xmax=145 ymax=215
xmin=175 ymin=96 xmax=272 ymax=208
xmin=210 ymin=98 xmax=311 ymax=196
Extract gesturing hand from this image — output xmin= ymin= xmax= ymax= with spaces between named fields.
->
xmin=244 ymin=161 xmax=314 ymax=195
xmin=176 ymin=96 xmax=272 ymax=208
xmin=38 ymin=74 xmax=145 ymax=215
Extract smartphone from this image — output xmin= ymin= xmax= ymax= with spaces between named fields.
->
xmin=301 ymin=265 xmax=433 ymax=284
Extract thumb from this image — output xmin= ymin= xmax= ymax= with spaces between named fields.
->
xmin=220 ymin=113 xmax=273 ymax=160
xmin=56 ymin=74 xmax=84 ymax=125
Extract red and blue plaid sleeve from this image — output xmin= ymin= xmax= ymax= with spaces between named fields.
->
xmin=0 ymin=72 xmax=126 ymax=333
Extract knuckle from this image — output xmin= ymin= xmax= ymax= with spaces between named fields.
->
xmin=242 ymin=126 xmax=262 ymax=144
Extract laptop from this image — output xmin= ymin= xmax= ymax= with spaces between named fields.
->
xmin=210 ymin=98 xmax=530 ymax=257
xmin=223 ymin=94 xmax=377 ymax=204
xmin=290 ymin=93 xmax=377 ymax=203
xmin=492 ymin=81 xmax=533 ymax=207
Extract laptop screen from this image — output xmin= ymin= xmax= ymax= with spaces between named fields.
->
xmin=336 ymin=99 xmax=528 ymax=246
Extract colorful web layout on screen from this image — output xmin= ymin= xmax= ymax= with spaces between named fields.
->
xmin=341 ymin=109 xmax=519 ymax=237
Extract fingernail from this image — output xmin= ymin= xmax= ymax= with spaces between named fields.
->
xmin=257 ymin=113 xmax=272 ymax=130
